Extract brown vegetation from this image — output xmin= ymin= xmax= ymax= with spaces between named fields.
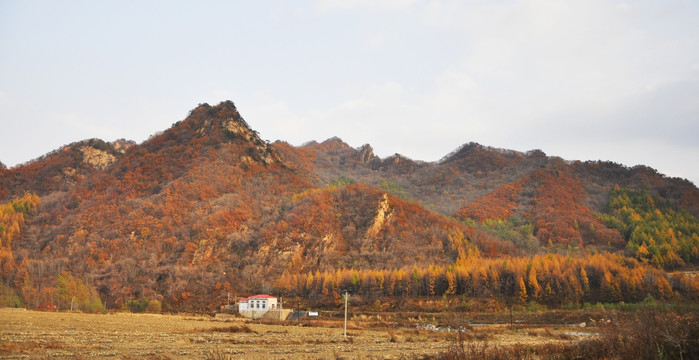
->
xmin=0 ymin=100 xmax=697 ymax=313
xmin=427 ymin=307 xmax=699 ymax=360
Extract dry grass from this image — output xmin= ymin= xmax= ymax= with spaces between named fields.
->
xmin=426 ymin=308 xmax=699 ymax=360
xmin=201 ymin=325 xmax=256 ymax=333
xmin=0 ymin=340 xmax=64 ymax=353
xmin=0 ymin=308 xmax=602 ymax=359
xmin=204 ymin=349 xmax=232 ymax=360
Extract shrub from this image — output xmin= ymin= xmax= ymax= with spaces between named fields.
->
xmin=124 ymin=298 xmax=150 ymax=313
xmin=145 ymin=299 xmax=162 ymax=313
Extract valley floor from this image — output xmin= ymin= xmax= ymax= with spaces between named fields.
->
xmin=0 ymin=308 xmax=594 ymax=359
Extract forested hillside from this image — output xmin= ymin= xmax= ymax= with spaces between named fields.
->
xmin=1 ymin=101 xmax=697 ymax=312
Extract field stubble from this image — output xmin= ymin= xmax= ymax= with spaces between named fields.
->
xmin=0 ymin=308 xmax=593 ymax=359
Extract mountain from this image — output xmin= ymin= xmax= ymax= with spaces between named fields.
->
xmin=1 ymin=101 xmax=697 ymax=312
xmin=277 ymin=137 xmax=698 ymax=219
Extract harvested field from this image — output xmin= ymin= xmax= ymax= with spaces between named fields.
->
xmin=0 ymin=308 xmax=595 ymax=359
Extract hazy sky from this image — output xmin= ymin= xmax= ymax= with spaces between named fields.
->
xmin=1 ymin=0 xmax=698 ymax=184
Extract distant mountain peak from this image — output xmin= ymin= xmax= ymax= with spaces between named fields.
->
xmin=320 ymin=137 xmax=352 ymax=150
xmin=181 ymin=100 xmax=249 ymax=135
xmin=440 ymin=142 xmax=529 ymax=164
xmin=146 ymin=101 xmax=281 ymax=166
xmin=439 ymin=142 xmax=481 ymax=163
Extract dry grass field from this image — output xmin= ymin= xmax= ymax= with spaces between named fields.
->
xmin=0 ymin=308 xmax=594 ymax=359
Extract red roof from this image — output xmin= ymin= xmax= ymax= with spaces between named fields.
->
xmin=239 ymin=297 xmax=248 ymax=302
xmin=248 ymin=294 xmax=276 ymax=299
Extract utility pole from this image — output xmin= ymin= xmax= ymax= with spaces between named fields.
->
xmin=343 ymin=292 xmax=349 ymax=338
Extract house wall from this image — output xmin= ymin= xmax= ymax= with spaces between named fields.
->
xmin=238 ymin=301 xmax=248 ymax=311
xmin=238 ymin=308 xmax=292 ymax=320
xmin=248 ymin=299 xmax=265 ymax=310
xmin=247 ymin=298 xmax=279 ymax=310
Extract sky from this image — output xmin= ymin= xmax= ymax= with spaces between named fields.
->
xmin=1 ymin=0 xmax=698 ymax=184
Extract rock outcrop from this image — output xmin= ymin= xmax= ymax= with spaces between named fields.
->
xmin=80 ymin=146 xmax=116 ymax=170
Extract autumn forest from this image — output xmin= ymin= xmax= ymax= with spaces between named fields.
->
xmin=1 ymin=101 xmax=698 ymax=313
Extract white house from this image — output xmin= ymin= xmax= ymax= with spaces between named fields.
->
xmin=238 ymin=294 xmax=279 ymax=318
xmin=238 ymin=298 xmax=249 ymax=311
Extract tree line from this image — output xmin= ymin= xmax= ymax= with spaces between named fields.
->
xmin=276 ymin=252 xmax=697 ymax=308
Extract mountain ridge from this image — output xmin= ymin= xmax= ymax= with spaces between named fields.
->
xmin=1 ymin=100 xmax=697 ymax=312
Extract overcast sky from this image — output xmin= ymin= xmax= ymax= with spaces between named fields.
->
xmin=1 ymin=0 xmax=698 ymax=184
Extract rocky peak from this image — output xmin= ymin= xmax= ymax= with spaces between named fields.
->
xmin=162 ymin=101 xmax=281 ymax=165
xmin=184 ymin=101 xmax=246 ymax=135
xmin=357 ymin=144 xmax=378 ymax=164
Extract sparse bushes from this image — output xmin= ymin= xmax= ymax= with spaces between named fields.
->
xmin=427 ymin=307 xmax=699 ymax=360
xmin=124 ymin=298 xmax=161 ymax=313
xmin=594 ymin=307 xmax=699 ymax=360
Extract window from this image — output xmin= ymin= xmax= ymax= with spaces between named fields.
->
xmin=262 ymin=302 xmax=266 ymax=309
